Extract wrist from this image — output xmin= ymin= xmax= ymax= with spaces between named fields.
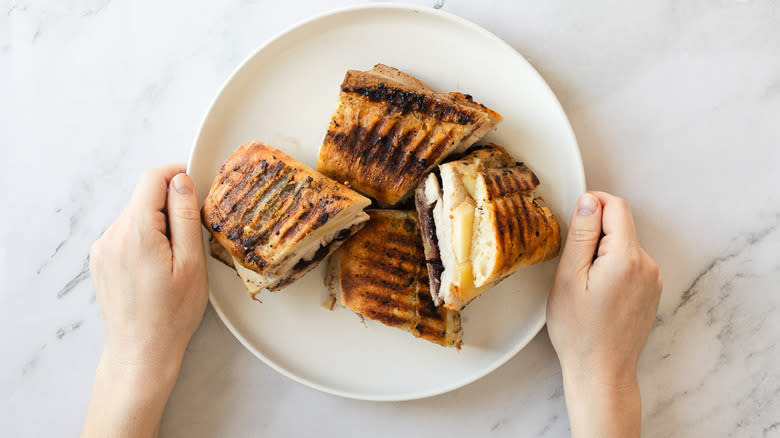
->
xmin=82 ymin=347 xmax=182 ymax=438
xmin=103 ymin=330 xmax=187 ymax=371
xmin=561 ymin=357 xmax=639 ymax=393
xmin=561 ymin=363 xmax=642 ymax=438
xmin=96 ymin=346 xmax=182 ymax=414
xmin=100 ymin=340 xmax=184 ymax=394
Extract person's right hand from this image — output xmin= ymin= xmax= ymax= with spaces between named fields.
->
xmin=547 ymin=191 xmax=662 ymax=437
xmin=90 ymin=164 xmax=209 ymax=368
xmin=83 ymin=164 xmax=208 ymax=438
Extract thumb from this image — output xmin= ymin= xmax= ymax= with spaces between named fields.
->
xmin=167 ymin=173 xmax=206 ymax=273
xmin=557 ymin=192 xmax=603 ymax=278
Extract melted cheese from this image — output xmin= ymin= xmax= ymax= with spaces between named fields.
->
xmin=452 ymin=198 xmax=475 ymax=263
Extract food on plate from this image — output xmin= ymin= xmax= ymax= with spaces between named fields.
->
xmin=325 ymin=209 xmax=463 ymax=348
xmin=317 ymin=64 xmax=503 ymax=207
xmin=201 ymin=141 xmax=371 ymax=299
xmin=415 ymin=144 xmax=560 ymax=311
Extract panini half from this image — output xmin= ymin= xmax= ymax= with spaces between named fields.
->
xmin=415 ymin=144 xmax=561 ymax=311
xmin=201 ymin=141 xmax=371 ymax=299
xmin=317 ymin=64 xmax=503 ymax=207
xmin=325 ymin=210 xmax=463 ymax=348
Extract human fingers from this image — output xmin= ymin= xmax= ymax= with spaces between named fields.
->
xmin=556 ymin=192 xmax=603 ymax=279
xmin=166 ymin=173 xmax=206 ymax=274
xmin=129 ymin=164 xmax=187 ymax=214
xmin=591 ymin=192 xmax=638 ymax=247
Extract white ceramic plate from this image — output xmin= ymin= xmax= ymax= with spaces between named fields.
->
xmin=188 ymin=3 xmax=584 ymax=401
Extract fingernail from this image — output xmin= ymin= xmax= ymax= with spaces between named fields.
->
xmin=172 ymin=174 xmax=193 ymax=195
xmin=577 ymin=193 xmax=597 ymax=215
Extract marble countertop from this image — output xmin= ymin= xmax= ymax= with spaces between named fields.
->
xmin=3 ymin=0 xmax=779 ymax=436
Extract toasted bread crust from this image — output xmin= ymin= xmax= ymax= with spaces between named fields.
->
xmin=414 ymin=144 xmax=561 ymax=308
xmin=480 ymin=165 xmax=540 ymax=199
xmin=479 ymin=191 xmax=560 ymax=283
xmin=318 ymin=64 xmax=503 ymax=206
xmin=447 ymin=92 xmax=503 ymax=126
xmin=326 ymin=210 xmax=463 ymax=348
xmin=201 ymin=141 xmax=370 ymax=275
xmin=340 ymin=70 xmax=477 ymax=125
xmin=471 ymin=145 xmax=561 ymax=287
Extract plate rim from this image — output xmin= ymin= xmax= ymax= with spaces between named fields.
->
xmin=187 ymin=2 xmax=585 ymax=401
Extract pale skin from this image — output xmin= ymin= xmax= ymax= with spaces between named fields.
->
xmin=82 ymin=166 xmax=661 ymax=438
xmin=548 ymin=191 xmax=663 ymax=437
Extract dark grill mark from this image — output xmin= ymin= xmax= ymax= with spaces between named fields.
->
xmin=397 ymin=128 xmax=449 ymax=181
xmin=332 ymin=210 xmax=460 ymax=346
xmin=357 ymin=255 xmax=418 ymax=281
xmin=245 ymin=252 xmax=267 ymax=270
xmin=241 ymin=166 xmax=295 ymax=226
xmin=381 ymin=230 xmax=420 ymax=248
xmin=366 ymin=311 xmax=407 ymax=326
xmin=345 ymin=272 xmax=408 ymax=295
xmin=217 ymin=157 xmax=268 ymax=212
xmin=265 ymin=181 xmax=310 ymax=239
xmin=415 ymin=322 xmax=447 ymax=338
xmin=342 ymin=83 xmax=475 ymax=125
xmin=226 ymin=226 xmax=241 ymax=241
xmin=380 ymin=120 xmax=414 ymax=180
xmin=517 ymin=196 xmax=532 ymax=249
xmin=241 ymin=233 xmax=262 ymax=251
xmin=317 ymin=211 xmax=330 ymax=225
xmin=359 ymin=291 xmax=415 ymax=313
xmin=482 ymin=165 xmax=540 ymax=198
xmin=358 ymin=115 xmax=385 ymax=165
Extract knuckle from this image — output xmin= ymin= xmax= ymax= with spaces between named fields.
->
xmin=647 ymin=259 xmax=660 ymax=278
xmin=624 ymin=248 xmax=643 ymax=272
xmin=152 ymin=211 xmax=167 ymax=230
xmin=640 ymin=248 xmax=660 ymax=277
xmin=116 ymin=217 xmax=139 ymax=245
xmin=173 ymin=206 xmax=201 ymax=221
xmin=569 ymin=226 xmax=601 ymax=244
xmin=614 ymin=196 xmax=630 ymax=210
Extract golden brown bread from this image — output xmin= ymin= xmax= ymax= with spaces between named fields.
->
xmin=201 ymin=141 xmax=371 ymax=299
xmin=415 ymin=144 xmax=561 ymax=311
xmin=471 ymin=155 xmax=561 ymax=287
xmin=325 ymin=210 xmax=463 ymax=348
xmin=317 ymin=64 xmax=502 ymax=207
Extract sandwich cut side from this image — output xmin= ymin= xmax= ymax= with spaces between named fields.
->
xmin=416 ymin=145 xmax=561 ymax=311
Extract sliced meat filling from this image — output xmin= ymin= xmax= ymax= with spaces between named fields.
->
xmin=415 ymin=173 xmax=445 ymax=305
xmin=290 ymin=228 xmax=353 ymax=273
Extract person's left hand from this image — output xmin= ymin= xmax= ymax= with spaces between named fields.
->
xmin=89 ymin=164 xmax=209 ymax=369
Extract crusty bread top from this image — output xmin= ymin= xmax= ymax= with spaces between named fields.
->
xmin=317 ymin=64 xmax=503 ymax=207
xmin=339 ymin=65 xmax=482 ymax=125
xmin=201 ymin=141 xmax=370 ymax=275
xmin=470 ymin=146 xmax=560 ymax=287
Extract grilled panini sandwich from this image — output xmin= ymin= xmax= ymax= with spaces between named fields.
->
xmin=325 ymin=210 xmax=463 ymax=348
xmin=202 ymin=141 xmax=371 ymax=299
xmin=317 ymin=64 xmax=503 ymax=207
xmin=415 ymin=145 xmax=561 ymax=311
